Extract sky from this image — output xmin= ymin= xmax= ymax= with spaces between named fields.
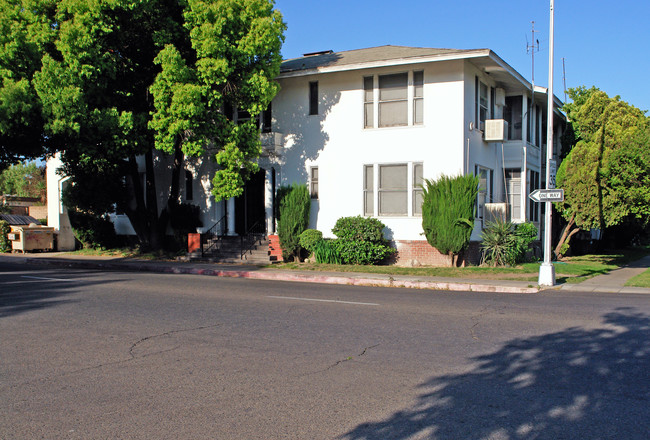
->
xmin=273 ymin=0 xmax=650 ymax=113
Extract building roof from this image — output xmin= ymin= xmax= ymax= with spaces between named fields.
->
xmin=0 ymin=214 xmax=40 ymax=225
xmin=280 ymin=45 xmax=486 ymax=74
xmin=279 ymin=45 xmax=564 ymax=108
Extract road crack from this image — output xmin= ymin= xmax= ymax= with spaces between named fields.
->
xmin=298 ymin=344 xmax=381 ymax=377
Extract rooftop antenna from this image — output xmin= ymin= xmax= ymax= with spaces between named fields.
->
xmin=526 ymin=21 xmax=540 ymax=138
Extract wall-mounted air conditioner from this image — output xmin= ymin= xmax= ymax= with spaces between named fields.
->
xmin=484 ymin=119 xmax=508 ymax=142
xmin=484 ymin=202 xmax=508 ymax=224
xmin=260 ymin=132 xmax=284 ymax=154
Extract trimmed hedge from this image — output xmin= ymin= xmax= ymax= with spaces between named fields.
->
xmin=331 ymin=216 xmax=394 ymax=265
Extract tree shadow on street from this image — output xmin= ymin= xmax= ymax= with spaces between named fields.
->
xmin=341 ymin=307 xmax=649 ymax=439
xmin=0 ymin=263 xmax=124 ymax=318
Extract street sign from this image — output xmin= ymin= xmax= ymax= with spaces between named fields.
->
xmin=529 ymin=188 xmax=564 ymax=202
xmin=549 ymin=159 xmax=557 ymax=189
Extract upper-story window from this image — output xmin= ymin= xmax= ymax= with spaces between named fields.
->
xmin=475 ymin=78 xmax=489 ymax=129
xmin=309 ymin=81 xmax=318 ymax=115
xmin=364 ymin=71 xmax=423 ymax=129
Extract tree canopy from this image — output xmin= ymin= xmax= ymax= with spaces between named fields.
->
xmin=0 ymin=0 xmax=286 ymax=249
xmin=555 ymin=87 xmax=650 ymax=254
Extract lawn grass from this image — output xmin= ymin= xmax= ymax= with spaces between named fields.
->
xmin=625 ymin=269 xmax=650 ymax=288
xmin=272 ymin=247 xmax=650 ymax=285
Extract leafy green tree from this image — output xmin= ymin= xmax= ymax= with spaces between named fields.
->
xmin=0 ymin=162 xmax=46 ymax=201
xmin=0 ymin=0 xmax=285 ymax=250
xmin=555 ymin=87 xmax=649 ymax=257
xmin=276 ymin=183 xmax=310 ymax=261
xmin=421 ymin=174 xmax=479 ymax=266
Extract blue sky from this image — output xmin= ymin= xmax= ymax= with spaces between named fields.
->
xmin=274 ymin=0 xmax=649 ymax=113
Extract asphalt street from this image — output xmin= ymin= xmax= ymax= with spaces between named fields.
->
xmin=1 ymin=261 xmax=648 ymax=439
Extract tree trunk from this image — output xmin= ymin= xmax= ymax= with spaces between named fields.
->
xmin=554 ymin=213 xmax=580 ymax=259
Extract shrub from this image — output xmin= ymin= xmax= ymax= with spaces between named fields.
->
xmin=480 ymin=220 xmax=538 ymax=266
xmin=313 ymin=239 xmax=342 ymax=264
xmin=277 ymin=184 xmax=310 ymax=261
xmin=422 ymin=174 xmax=479 ymax=266
xmin=513 ymin=222 xmax=538 ymax=262
xmin=68 ymin=211 xmax=117 ymax=249
xmin=299 ymin=229 xmax=323 ymax=254
xmin=0 ymin=220 xmax=10 ymax=253
xmin=480 ymin=219 xmax=517 ymax=266
xmin=331 ymin=216 xmax=394 ymax=265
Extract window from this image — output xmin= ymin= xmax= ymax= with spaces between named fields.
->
xmin=504 ymin=96 xmax=523 ymax=140
xmin=261 ymin=102 xmax=272 ymax=133
xmin=309 ymin=81 xmax=318 ymax=115
xmin=506 ymin=169 xmax=521 ymax=221
xmin=364 ymin=165 xmax=374 ymax=215
xmin=363 ymin=76 xmax=374 ymax=128
xmin=412 ymin=163 xmax=423 ymax=215
xmin=310 ymin=167 xmax=318 ymax=199
xmin=364 ymin=163 xmax=422 ymax=217
xmin=379 ymin=164 xmax=408 ymax=215
xmin=528 ymin=170 xmax=539 ymax=222
xmin=185 ymin=171 xmax=193 ymax=201
xmin=413 ymin=71 xmax=424 ymax=125
xmin=475 ymin=166 xmax=493 ymax=221
xmin=479 ymin=81 xmax=488 ymax=127
xmin=364 ymin=72 xmax=422 ymax=129
xmin=379 ymin=73 xmax=408 ymax=127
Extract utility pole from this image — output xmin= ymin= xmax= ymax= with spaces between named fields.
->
xmin=539 ymin=0 xmax=556 ymax=286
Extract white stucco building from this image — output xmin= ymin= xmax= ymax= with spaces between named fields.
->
xmin=48 ymin=45 xmax=564 ymax=264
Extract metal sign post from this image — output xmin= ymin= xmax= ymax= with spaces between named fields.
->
xmin=539 ymin=0 xmax=556 ymax=286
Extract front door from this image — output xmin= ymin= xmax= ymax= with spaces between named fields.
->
xmin=234 ymin=169 xmax=266 ymax=235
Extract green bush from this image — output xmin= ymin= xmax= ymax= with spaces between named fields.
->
xmin=277 ymin=184 xmax=310 ymax=261
xmin=299 ymin=229 xmax=323 ymax=254
xmin=513 ymin=222 xmax=538 ymax=262
xmin=331 ymin=216 xmax=394 ymax=265
xmin=422 ymin=174 xmax=479 ymax=266
xmin=68 ymin=212 xmax=117 ymax=249
xmin=480 ymin=220 xmax=538 ymax=266
xmin=0 ymin=220 xmax=11 ymax=253
xmin=313 ymin=239 xmax=342 ymax=264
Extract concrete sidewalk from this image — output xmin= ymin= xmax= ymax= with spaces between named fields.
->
xmin=2 ymin=252 xmax=649 ymax=295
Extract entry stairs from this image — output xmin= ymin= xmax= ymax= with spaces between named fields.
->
xmin=188 ymin=234 xmax=282 ymax=265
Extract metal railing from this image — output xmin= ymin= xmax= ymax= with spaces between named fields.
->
xmin=201 ymin=215 xmax=227 ymax=258
xmin=240 ymin=218 xmax=267 ymax=260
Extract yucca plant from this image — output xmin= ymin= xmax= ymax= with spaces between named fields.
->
xmin=480 ymin=219 xmax=518 ymax=266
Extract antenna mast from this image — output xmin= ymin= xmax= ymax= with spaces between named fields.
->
xmin=562 ymin=57 xmax=567 ymax=103
xmin=527 ymin=21 xmax=540 ymax=110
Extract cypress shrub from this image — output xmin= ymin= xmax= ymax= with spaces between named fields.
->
xmin=277 ymin=183 xmax=310 ymax=261
xmin=421 ymin=174 xmax=479 ymax=266
xmin=0 ymin=220 xmax=11 ymax=253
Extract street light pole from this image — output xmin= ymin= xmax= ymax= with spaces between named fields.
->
xmin=539 ymin=0 xmax=556 ymax=286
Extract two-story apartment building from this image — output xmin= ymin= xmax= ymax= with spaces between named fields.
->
xmin=48 ymin=45 xmax=564 ymax=264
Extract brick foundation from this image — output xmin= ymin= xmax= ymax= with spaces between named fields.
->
xmin=268 ymin=234 xmax=283 ymax=262
xmin=391 ymin=240 xmax=481 ymax=267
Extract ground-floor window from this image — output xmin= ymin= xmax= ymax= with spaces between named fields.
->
xmin=475 ymin=165 xmax=493 ymax=222
xmin=505 ymin=169 xmax=521 ymax=221
xmin=528 ymin=170 xmax=539 ymax=222
xmin=364 ymin=162 xmax=423 ymax=217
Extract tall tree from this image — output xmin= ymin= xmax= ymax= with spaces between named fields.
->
xmin=0 ymin=0 xmax=285 ymax=250
xmin=0 ymin=162 xmax=46 ymax=201
xmin=555 ymin=87 xmax=650 ymax=256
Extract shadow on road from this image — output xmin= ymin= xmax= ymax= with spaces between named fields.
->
xmin=0 ymin=263 xmax=124 ymax=318
xmin=341 ymin=307 xmax=650 ymax=439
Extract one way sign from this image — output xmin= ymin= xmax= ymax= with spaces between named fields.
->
xmin=529 ymin=188 xmax=564 ymax=202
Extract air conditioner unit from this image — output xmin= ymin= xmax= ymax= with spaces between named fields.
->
xmin=484 ymin=119 xmax=508 ymax=141
xmin=484 ymin=202 xmax=508 ymax=224
xmin=260 ymin=132 xmax=284 ymax=154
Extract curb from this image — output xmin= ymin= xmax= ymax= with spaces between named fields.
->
xmin=17 ymin=256 xmax=541 ymax=294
